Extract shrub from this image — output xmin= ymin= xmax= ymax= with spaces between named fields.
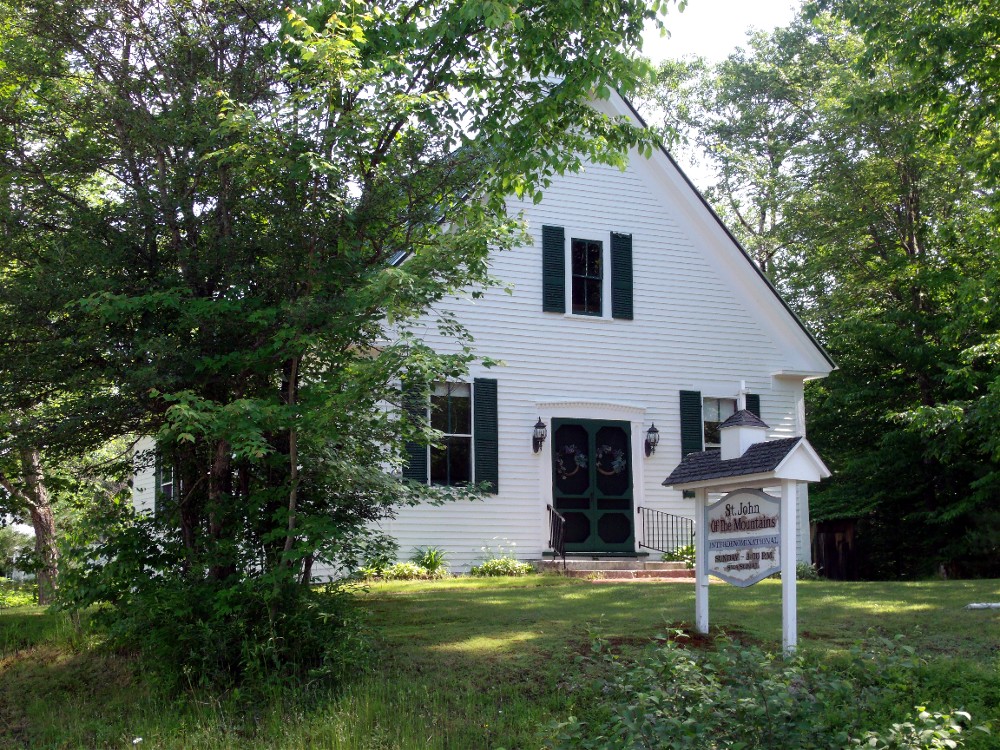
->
xmin=797 ymin=562 xmax=822 ymax=580
xmin=470 ymin=557 xmax=534 ymax=577
xmin=410 ymin=546 xmax=450 ymax=575
xmin=62 ymin=521 xmax=375 ymax=692
xmin=380 ymin=562 xmax=446 ymax=580
xmin=662 ymin=544 xmax=695 ymax=568
xmin=548 ymin=633 xmax=981 ymax=749
xmin=769 ymin=562 xmax=824 ymax=581
xmin=0 ymin=578 xmax=37 ymax=608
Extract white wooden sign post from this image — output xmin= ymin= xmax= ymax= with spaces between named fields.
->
xmin=697 ymin=485 xmax=796 ymax=652
xmin=780 ymin=479 xmax=798 ymax=653
xmin=663 ymin=406 xmax=830 ymax=656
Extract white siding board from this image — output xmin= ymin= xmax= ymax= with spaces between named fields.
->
xmin=132 ymin=436 xmax=156 ymax=515
xmin=387 ymin=143 xmax=827 ymax=571
xmin=129 ymin=98 xmax=826 ymax=573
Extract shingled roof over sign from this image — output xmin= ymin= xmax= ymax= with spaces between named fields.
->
xmin=719 ymin=409 xmax=769 ymax=430
xmin=663 ymin=437 xmax=803 ymax=486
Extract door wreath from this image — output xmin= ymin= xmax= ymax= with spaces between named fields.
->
xmin=596 ymin=444 xmax=626 ymax=476
xmin=555 ymin=444 xmax=588 ymax=479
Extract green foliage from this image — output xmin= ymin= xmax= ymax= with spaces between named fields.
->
xmin=0 ymin=527 xmax=31 ymax=578
xmin=470 ymin=536 xmax=534 ymax=576
xmin=0 ymin=577 xmax=36 ymax=608
xmin=0 ymin=0 xmax=670 ymax=680
xmin=641 ymin=6 xmax=1000 ymax=579
xmin=852 ymin=708 xmax=979 ymax=749
xmin=469 ymin=557 xmax=534 ymax=577
xmin=379 ymin=562 xmax=448 ymax=581
xmin=662 ymin=544 xmax=695 ymax=568
xmin=548 ymin=634 xmax=980 ymax=749
xmin=3 ymin=578 xmax=999 ymax=749
xmin=58 ymin=510 xmax=374 ymax=688
xmin=411 ymin=546 xmax=450 ymax=575
xmin=798 ymin=562 xmax=822 ymax=580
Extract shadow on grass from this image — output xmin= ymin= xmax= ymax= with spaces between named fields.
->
xmin=0 ymin=606 xmax=74 ymax=654
xmin=365 ymin=577 xmax=1000 ymax=663
xmin=1 ymin=579 xmax=997 ymax=750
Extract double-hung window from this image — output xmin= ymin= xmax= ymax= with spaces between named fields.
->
xmin=679 ymin=390 xmax=760 ymax=457
xmin=153 ymin=456 xmax=178 ymax=516
xmin=430 ymin=382 xmax=472 ymax=486
xmin=702 ymin=397 xmax=737 ymax=448
xmin=402 ymin=378 xmax=499 ymax=492
xmin=571 ymin=238 xmax=603 ymax=316
xmin=541 ymin=225 xmax=633 ymax=319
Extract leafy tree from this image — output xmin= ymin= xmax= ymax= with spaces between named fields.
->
xmin=0 ymin=445 xmax=58 ymax=601
xmin=642 ymin=10 xmax=1000 ymax=577
xmin=0 ymin=0 xmax=668 ymax=680
xmin=812 ymin=0 xmax=1000 ymax=576
xmin=0 ymin=525 xmax=31 ymax=578
xmin=642 ymin=22 xmax=827 ymax=274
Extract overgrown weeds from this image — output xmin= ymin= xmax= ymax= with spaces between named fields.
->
xmin=548 ymin=631 xmax=992 ymax=749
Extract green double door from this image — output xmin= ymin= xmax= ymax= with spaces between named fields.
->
xmin=551 ymin=419 xmax=634 ymax=553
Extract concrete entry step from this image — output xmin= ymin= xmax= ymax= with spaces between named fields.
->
xmin=557 ymin=568 xmax=695 ymax=580
xmin=535 ymin=558 xmax=693 ymax=576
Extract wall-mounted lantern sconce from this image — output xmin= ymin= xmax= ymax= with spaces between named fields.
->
xmin=644 ymin=423 xmax=660 ymax=457
xmin=532 ymin=417 xmax=547 ymax=453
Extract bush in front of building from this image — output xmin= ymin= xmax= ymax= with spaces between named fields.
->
xmin=548 ymin=633 xmax=984 ymax=749
xmin=469 ymin=557 xmax=534 ymax=577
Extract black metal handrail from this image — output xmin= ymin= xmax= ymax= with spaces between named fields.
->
xmin=547 ymin=504 xmax=567 ymax=569
xmin=638 ymin=506 xmax=695 ymax=556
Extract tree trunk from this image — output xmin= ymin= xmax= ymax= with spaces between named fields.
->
xmin=20 ymin=447 xmax=59 ymax=605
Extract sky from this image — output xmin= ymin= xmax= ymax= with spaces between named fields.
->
xmin=638 ymin=0 xmax=801 ymax=184
xmin=642 ymin=0 xmax=800 ymax=64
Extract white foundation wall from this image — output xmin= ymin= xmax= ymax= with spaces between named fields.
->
xmin=385 ymin=145 xmax=826 ymax=572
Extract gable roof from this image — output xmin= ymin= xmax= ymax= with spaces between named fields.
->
xmin=615 ymin=93 xmax=835 ymax=372
xmin=663 ymin=437 xmax=802 ymax=486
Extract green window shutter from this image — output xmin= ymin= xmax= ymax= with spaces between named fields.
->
xmin=746 ymin=393 xmax=761 ymax=418
xmin=401 ymin=379 xmax=429 ymax=484
xmin=610 ymin=232 xmax=633 ymax=320
xmin=542 ymin=225 xmax=565 ymax=313
xmin=679 ymin=390 xmax=703 ymax=457
xmin=473 ymin=378 xmax=499 ymax=493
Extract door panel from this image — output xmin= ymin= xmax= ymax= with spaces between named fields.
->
xmin=551 ymin=419 xmax=634 ymax=553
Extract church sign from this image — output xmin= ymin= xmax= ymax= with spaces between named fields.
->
xmin=705 ymin=489 xmax=780 ymax=587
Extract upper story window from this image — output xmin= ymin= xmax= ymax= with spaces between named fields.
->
xmin=153 ymin=456 xmax=180 ymax=516
xmin=541 ymin=225 xmax=633 ymax=320
xmin=703 ymin=397 xmax=737 ymax=448
xmin=571 ymin=238 xmax=603 ymax=316
xmin=430 ymin=382 xmax=472 ymax=486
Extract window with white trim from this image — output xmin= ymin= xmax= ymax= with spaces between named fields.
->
xmin=703 ymin=397 xmax=737 ymax=448
xmin=571 ymin=238 xmax=603 ymax=316
xmin=430 ymin=382 xmax=472 ymax=486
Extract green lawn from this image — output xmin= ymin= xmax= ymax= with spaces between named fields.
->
xmin=1 ymin=577 xmax=998 ymax=749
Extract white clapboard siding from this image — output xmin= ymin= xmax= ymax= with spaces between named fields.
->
xmin=387 ymin=98 xmax=831 ymax=571
xmin=132 ymin=435 xmax=157 ymax=515
xmin=129 ymin=93 xmax=831 ymax=575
